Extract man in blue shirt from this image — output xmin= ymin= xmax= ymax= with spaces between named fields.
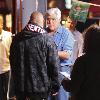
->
xmin=46 ymin=8 xmax=75 ymax=100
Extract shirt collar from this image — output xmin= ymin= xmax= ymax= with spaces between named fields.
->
xmin=55 ymin=25 xmax=62 ymax=34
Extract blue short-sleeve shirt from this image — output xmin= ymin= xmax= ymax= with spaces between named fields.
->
xmin=52 ymin=26 xmax=74 ymax=67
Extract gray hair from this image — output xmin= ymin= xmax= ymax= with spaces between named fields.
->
xmin=46 ymin=8 xmax=61 ymax=20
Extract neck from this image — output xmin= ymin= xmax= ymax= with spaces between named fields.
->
xmin=48 ymin=28 xmax=57 ymax=36
xmin=70 ymin=27 xmax=76 ymax=32
xmin=48 ymin=31 xmax=55 ymax=36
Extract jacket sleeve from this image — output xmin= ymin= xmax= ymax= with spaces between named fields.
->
xmin=70 ymin=56 xmax=85 ymax=96
xmin=46 ymin=36 xmax=61 ymax=93
xmin=9 ymin=37 xmax=19 ymax=76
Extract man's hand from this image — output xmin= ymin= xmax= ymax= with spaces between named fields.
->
xmin=61 ymin=78 xmax=71 ymax=92
xmin=51 ymin=92 xmax=58 ymax=96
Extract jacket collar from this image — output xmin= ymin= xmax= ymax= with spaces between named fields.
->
xmin=25 ymin=22 xmax=46 ymax=34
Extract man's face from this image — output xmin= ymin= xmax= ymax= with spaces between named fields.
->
xmin=66 ymin=18 xmax=76 ymax=30
xmin=66 ymin=18 xmax=72 ymax=29
xmin=46 ymin=15 xmax=60 ymax=32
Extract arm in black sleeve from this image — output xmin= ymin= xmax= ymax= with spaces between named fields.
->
xmin=46 ymin=37 xmax=61 ymax=94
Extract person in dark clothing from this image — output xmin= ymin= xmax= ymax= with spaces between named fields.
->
xmin=9 ymin=11 xmax=60 ymax=100
xmin=62 ymin=24 xmax=100 ymax=100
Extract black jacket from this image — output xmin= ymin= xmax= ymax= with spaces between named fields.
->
xmin=10 ymin=23 xmax=60 ymax=97
xmin=62 ymin=54 xmax=100 ymax=100
xmin=70 ymin=54 xmax=100 ymax=100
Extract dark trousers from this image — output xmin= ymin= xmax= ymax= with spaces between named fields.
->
xmin=0 ymin=71 xmax=10 ymax=100
xmin=16 ymin=92 xmax=48 ymax=100
xmin=8 ymin=72 xmax=15 ymax=99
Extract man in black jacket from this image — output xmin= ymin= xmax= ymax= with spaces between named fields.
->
xmin=9 ymin=11 xmax=60 ymax=100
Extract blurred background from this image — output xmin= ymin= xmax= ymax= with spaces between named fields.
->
xmin=0 ymin=0 xmax=100 ymax=34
